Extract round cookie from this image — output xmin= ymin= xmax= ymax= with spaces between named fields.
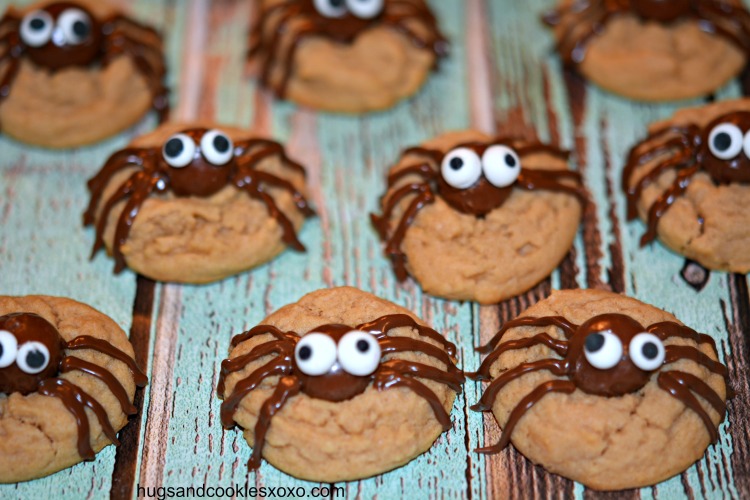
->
xmin=471 ymin=289 xmax=729 ymax=490
xmin=249 ymin=0 xmax=447 ymax=113
xmin=84 ymin=122 xmax=314 ymax=283
xmin=544 ymin=0 xmax=749 ymax=101
xmin=371 ymin=130 xmax=586 ymax=304
xmin=0 ymin=295 xmax=147 ymax=483
xmin=0 ymin=0 xmax=169 ymax=148
xmin=217 ymin=286 xmax=464 ymax=482
xmin=623 ymin=98 xmax=750 ymax=272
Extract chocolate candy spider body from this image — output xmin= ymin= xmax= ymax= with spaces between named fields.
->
xmin=83 ymin=127 xmax=315 ymax=274
xmin=623 ymin=110 xmax=750 ymax=246
xmin=249 ymin=0 xmax=448 ymax=98
xmin=0 ymin=1 xmax=169 ymax=120
xmin=217 ymin=314 xmax=464 ymax=471
xmin=544 ymin=0 xmax=750 ymax=66
xmin=0 ymin=313 xmax=147 ymax=460
xmin=470 ymin=313 xmax=729 ymax=454
xmin=370 ymin=139 xmax=588 ymax=281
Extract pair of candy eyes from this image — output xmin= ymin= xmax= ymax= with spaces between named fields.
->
xmin=708 ymin=122 xmax=750 ymax=160
xmin=20 ymin=9 xmax=91 ymax=48
xmin=0 ymin=330 xmax=51 ymax=375
xmin=162 ymin=130 xmax=234 ymax=168
xmin=584 ymin=331 xmax=665 ymax=371
xmin=314 ymin=0 xmax=383 ymax=19
xmin=441 ymin=146 xmax=522 ymax=190
xmin=295 ymin=331 xmax=382 ymax=377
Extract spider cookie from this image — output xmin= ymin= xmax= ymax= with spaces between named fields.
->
xmin=470 ymin=289 xmax=730 ymax=490
xmin=371 ymin=130 xmax=586 ymax=304
xmin=217 ymin=287 xmax=464 ymax=481
xmin=0 ymin=0 xmax=169 ymax=148
xmin=84 ymin=122 xmax=314 ymax=283
xmin=249 ymin=0 xmax=447 ymax=113
xmin=0 ymin=295 xmax=147 ymax=483
xmin=543 ymin=0 xmax=750 ymax=101
xmin=623 ymin=98 xmax=750 ymax=272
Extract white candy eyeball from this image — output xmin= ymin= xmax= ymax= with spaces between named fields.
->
xmin=57 ymin=8 xmax=92 ymax=45
xmin=708 ymin=123 xmax=743 ymax=160
xmin=346 ymin=0 xmax=384 ymax=19
xmin=16 ymin=342 xmax=50 ymax=374
xmin=295 ymin=333 xmax=337 ymax=376
xmin=314 ymin=0 xmax=348 ymax=18
xmin=629 ymin=333 xmax=665 ymax=371
xmin=20 ymin=10 xmax=54 ymax=47
xmin=742 ymin=131 xmax=750 ymax=159
xmin=337 ymin=330 xmax=381 ymax=376
xmin=162 ymin=134 xmax=197 ymax=168
xmin=200 ymin=129 xmax=234 ymax=166
xmin=441 ymin=147 xmax=482 ymax=189
xmin=482 ymin=145 xmax=522 ymax=188
xmin=0 ymin=330 xmax=18 ymax=369
xmin=583 ymin=331 xmax=623 ymax=370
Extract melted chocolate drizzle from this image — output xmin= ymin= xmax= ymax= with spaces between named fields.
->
xmin=371 ymin=139 xmax=587 ymax=284
xmin=622 ymin=111 xmax=750 ymax=247
xmin=0 ymin=312 xmax=148 ymax=460
xmin=248 ymin=0 xmax=448 ymax=98
xmin=543 ymin=0 xmax=750 ymax=67
xmin=0 ymin=2 xmax=170 ymax=122
xmin=83 ymin=129 xmax=314 ymax=275
xmin=470 ymin=313 xmax=730 ymax=454
xmin=217 ymin=313 xmax=463 ymax=471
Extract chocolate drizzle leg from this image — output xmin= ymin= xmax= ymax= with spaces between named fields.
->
xmin=470 ymin=312 xmax=731 ymax=453
xmin=248 ymin=0 xmax=448 ymax=99
xmin=0 ymin=312 xmax=148 ymax=459
xmin=83 ymin=129 xmax=315 ymax=275
xmin=218 ymin=313 xmax=464 ymax=470
xmin=371 ymin=138 xmax=587 ymax=283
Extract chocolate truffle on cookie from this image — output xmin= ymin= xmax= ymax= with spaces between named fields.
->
xmin=543 ymin=0 xmax=750 ymax=101
xmin=0 ymin=0 xmax=169 ymax=148
xmin=371 ymin=130 xmax=586 ymax=304
xmin=0 ymin=295 xmax=147 ymax=483
xmin=217 ymin=287 xmax=464 ymax=481
xmin=84 ymin=123 xmax=315 ymax=283
xmin=249 ymin=0 xmax=448 ymax=113
xmin=470 ymin=289 xmax=730 ymax=490
xmin=623 ymin=98 xmax=750 ymax=272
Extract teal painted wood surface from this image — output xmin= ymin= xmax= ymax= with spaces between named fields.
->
xmin=0 ymin=0 xmax=748 ymax=499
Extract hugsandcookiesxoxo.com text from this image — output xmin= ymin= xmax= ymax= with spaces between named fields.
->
xmin=137 ymin=483 xmax=345 ymax=499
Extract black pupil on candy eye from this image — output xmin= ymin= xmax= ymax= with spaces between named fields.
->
xmin=450 ymin=157 xmax=464 ymax=170
xmin=165 ymin=138 xmax=184 ymax=158
xmin=0 ymin=344 xmax=4 ymax=358
xmin=30 ymin=18 xmax=46 ymax=30
xmin=505 ymin=154 xmax=517 ymax=168
xmin=713 ymin=132 xmax=732 ymax=152
xmin=298 ymin=345 xmax=312 ymax=361
xmin=585 ymin=333 xmax=604 ymax=352
xmin=73 ymin=20 xmax=89 ymax=38
xmin=213 ymin=135 xmax=230 ymax=153
xmin=330 ymin=0 xmax=345 ymax=6
xmin=642 ymin=342 xmax=659 ymax=360
xmin=26 ymin=350 xmax=45 ymax=369
xmin=356 ymin=339 xmax=369 ymax=353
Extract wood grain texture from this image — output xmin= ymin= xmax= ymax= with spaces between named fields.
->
xmin=0 ymin=0 xmax=748 ymax=499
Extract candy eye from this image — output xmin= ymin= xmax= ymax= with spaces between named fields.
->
xmin=742 ymin=131 xmax=750 ymax=159
xmin=346 ymin=0 xmax=384 ymax=19
xmin=708 ymin=123 xmax=743 ymax=160
xmin=441 ymin=148 xmax=482 ymax=189
xmin=481 ymin=145 xmax=522 ymax=188
xmin=162 ymin=134 xmax=197 ymax=168
xmin=57 ymin=8 xmax=92 ymax=45
xmin=0 ymin=330 xmax=18 ymax=369
xmin=629 ymin=333 xmax=665 ymax=371
xmin=200 ymin=129 xmax=234 ymax=166
xmin=337 ymin=330 xmax=381 ymax=376
xmin=20 ymin=10 xmax=54 ymax=47
xmin=583 ymin=331 xmax=623 ymax=370
xmin=16 ymin=342 xmax=50 ymax=374
xmin=295 ymin=333 xmax=337 ymax=376
xmin=314 ymin=0 xmax=348 ymax=17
